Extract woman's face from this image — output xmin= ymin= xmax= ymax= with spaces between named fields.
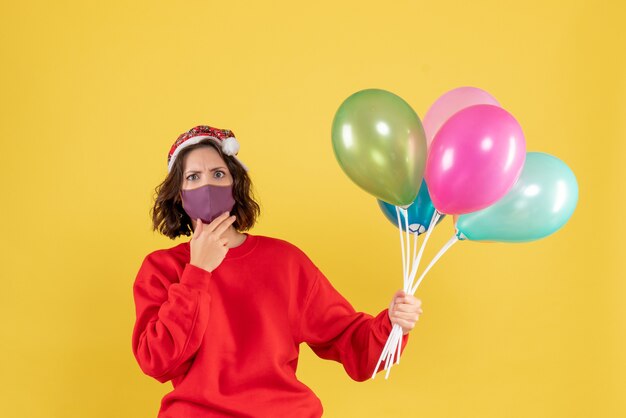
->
xmin=181 ymin=145 xmax=233 ymax=191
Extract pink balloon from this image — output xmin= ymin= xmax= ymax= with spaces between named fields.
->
xmin=423 ymin=87 xmax=501 ymax=149
xmin=425 ymin=105 xmax=526 ymax=215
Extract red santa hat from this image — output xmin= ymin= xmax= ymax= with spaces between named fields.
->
xmin=167 ymin=125 xmax=248 ymax=173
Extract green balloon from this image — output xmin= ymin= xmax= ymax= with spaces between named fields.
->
xmin=331 ymin=89 xmax=427 ymax=207
xmin=456 ymin=152 xmax=579 ymax=242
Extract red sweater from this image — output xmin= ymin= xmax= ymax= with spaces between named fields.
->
xmin=131 ymin=233 xmax=409 ymax=418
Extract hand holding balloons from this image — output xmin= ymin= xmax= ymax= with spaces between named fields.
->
xmin=331 ymin=86 xmax=578 ymax=382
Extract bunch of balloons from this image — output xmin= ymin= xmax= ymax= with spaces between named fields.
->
xmin=331 ymin=87 xmax=579 ymax=380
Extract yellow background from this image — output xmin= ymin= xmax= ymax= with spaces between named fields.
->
xmin=1 ymin=1 xmax=624 ymax=417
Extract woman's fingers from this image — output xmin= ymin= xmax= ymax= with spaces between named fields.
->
xmin=205 ymin=212 xmax=232 ymax=233
xmin=393 ymin=295 xmax=422 ymax=309
xmin=212 ymin=215 xmax=237 ymax=238
xmin=389 ymin=290 xmax=423 ymax=333
xmin=393 ymin=303 xmax=423 ymax=314
xmin=392 ymin=290 xmax=406 ymax=303
xmin=192 ymin=219 xmax=203 ymax=240
xmin=394 ymin=319 xmax=417 ymax=334
xmin=390 ymin=310 xmax=420 ymax=320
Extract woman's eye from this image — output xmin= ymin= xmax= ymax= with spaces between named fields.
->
xmin=215 ymin=171 xmax=225 ymax=179
xmin=186 ymin=174 xmax=199 ymax=181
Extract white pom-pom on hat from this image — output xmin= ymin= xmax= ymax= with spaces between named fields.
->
xmin=221 ymin=136 xmax=240 ymax=156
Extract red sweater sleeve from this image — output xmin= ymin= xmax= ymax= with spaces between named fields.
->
xmin=131 ymin=253 xmax=213 ymax=383
xmin=298 ymin=267 xmax=409 ymax=382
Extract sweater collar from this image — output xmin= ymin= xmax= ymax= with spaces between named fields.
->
xmin=184 ymin=233 xmax=258 ymax=260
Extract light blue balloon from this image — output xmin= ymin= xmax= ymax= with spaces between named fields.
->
xmin=378 ymin=179 xmax=445 ymax=235
xmin=456 ymin=152 xmax=578 ymax=242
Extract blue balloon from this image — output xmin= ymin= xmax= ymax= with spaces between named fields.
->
xmin=456 ymin=152 xmax=578 ymax=242
xmin=378 ymin=180 xmax=445 ymax=235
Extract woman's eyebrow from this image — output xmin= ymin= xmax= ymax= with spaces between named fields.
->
xmin=185 ymin=167 xmax=227 ymax=175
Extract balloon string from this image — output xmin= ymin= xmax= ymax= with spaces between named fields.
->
xmin=407 ymin=211 xmax=441 ymax=292
xmin=395 ymin=206 xmax=407 ymax=286
xmin=385 ymin=328 xmax=402 ymax=379
xmin=373 ymin=206 xmax=409 ymax=380
xmin=410 ymin=235 xmax=459 ymax=295
xmin=383 ymin=326 xmax=400 ymax=371
xmin=396 ymin=323 xmax=402 ymax=365
xmin=372 ymin=323 xmax=401 ymax=379
xmin=412 ymin=228 xmax=418 ymax=283
xmin=399 ymin=208 xmax=411 ymax=366
xmin=375 ymin=210 xmax=444 ymax=380
xmin=403 ymin=208 xmax=410 ymax=291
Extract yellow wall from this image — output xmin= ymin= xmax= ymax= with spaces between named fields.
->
xmin=1 ymin=1 xmax=624 ymax=417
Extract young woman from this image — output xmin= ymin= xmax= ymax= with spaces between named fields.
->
xmin=131 ymin=125 xmax=423 ymax=418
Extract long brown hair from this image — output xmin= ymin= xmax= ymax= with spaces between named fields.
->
xmin=150 ymin=139 xmax=261 ymax=239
